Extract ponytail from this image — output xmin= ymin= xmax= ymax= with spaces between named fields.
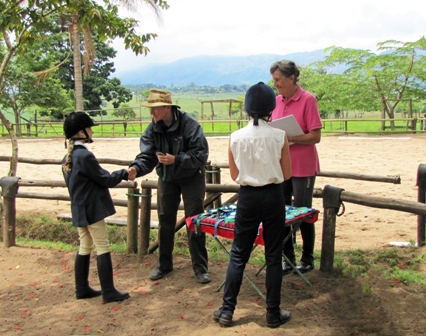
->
xmin=62 ymin=139 xmax=75 ymax=174
xmin=253 ymin=113 xmax=259 ymax=126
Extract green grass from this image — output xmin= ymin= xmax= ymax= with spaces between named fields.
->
xmin=168 ymin=92 xmax=245 ymax=120
xmin=323 ymin=118 xmax=417 ymax=134
xmin=333 ymin=246 xmax=426 ymax=286
xmin=16 ymin=237 xmax=78 ymax=252
xmin=5 ymin=214 xmax=426 ymax=288
xmin=5 ymin=90 xmax=425 ymax=136
xmin=11 ymin=118 xmax=421 ymax=139
xmin=3 ymin=93 xmax=423 ymax=138
xmin=8 ymin=118 xmax=422 ymax=139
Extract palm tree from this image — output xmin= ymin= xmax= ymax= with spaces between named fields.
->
xmin=70 ymin=15 xmax=84 ymax=111
xmin=68 ymin=0 xmax=166 ymax=112
xmin=0 ymin=0 xmax=169 ymax=176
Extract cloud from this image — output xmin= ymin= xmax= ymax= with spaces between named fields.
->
xmin=111 ymin=0 xmax=426 ymax=71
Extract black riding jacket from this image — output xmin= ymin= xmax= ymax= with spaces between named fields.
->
xmin=130 ymin=108 xmax=209 ymax=182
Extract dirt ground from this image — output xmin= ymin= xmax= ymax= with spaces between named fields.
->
xmin=1 ymin=134 xmax=426 ymax=335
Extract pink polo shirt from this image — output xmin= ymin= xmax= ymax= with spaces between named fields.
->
xmin=270 ymin=87 xmax=322 ymax=177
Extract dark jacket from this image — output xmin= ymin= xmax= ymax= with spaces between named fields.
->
xmin=130 ymin=108 xmax=209 ymax=181
xmin=62 ymin=144 xmax=128 ymax=227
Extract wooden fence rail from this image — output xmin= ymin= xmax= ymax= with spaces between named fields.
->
xmin=0 ymin=156 xmax=131 ymax=166
xmin=212 ymin=162 xmax=401 ymax=184
xmin=2 ymin=116 xmax=426 ymax=138
xmin=0 ymin=156 xmax=403 ymax=185
xmin=1 ymin=158 xmax=426 ymax=272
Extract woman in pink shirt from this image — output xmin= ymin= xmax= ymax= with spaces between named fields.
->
xmin=269 ymin=60 xmax=322 ymax=275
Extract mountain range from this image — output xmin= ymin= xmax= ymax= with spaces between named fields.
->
xmin=114 ymin=49 xmax=328 ymax=87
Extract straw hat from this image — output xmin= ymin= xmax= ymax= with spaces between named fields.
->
xmin=140 ymin=89 xmax=181 ymax=108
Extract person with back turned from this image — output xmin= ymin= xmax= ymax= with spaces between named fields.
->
xmin=213 ymin=82 xmax=292 ymax=328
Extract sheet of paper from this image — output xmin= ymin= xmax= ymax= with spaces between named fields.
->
xmin=269 ymin=115 xmax=304 ymax=141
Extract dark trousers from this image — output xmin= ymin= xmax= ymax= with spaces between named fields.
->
xmin=222 ymin=183 xmax=285 ymax=314
xmin=157 ymin=171 xmax=208 ymax=275
xmin=282 ymin=176 xmax=316 ymax=264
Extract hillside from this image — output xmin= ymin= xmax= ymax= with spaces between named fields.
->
xmin=114 ymin=50 xmax=327 ymax=86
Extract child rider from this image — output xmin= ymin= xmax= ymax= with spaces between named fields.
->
xmin=62 ymin=112 xmax=130 ymax=303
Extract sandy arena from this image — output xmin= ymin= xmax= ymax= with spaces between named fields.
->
xmin=1 ymin=134 xmax=426 ymax=335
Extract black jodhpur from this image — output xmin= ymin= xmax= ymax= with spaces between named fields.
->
xmin=222 ymin=183 xmax=285 ymax=314
xmin=156 ymin=170 xmax=208 ymax=275
xmin=282 ymin=176 xmax=316 ymax=264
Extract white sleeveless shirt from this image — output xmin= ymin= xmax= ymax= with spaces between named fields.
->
xmin=230 ymin=119 xmax=286 ymax=187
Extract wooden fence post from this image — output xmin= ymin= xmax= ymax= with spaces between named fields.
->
xmin=212 ymin=165 xmax=222 ymax=208
xmin=205 ymin=163 xmax=213 ymax=210
xmin=0 ymin=177 xmax=20 ymax=248
xmin=416 ymin=164 xmax=426 ymax=246
xmin=147 ymin=192 xmax=223 ymax=254
xmin=126 ymin=187 xmax=139 ymax=254
xmin=412 ymin=118 xmax=417 ymax=132
xmin=320 ymin=185 xmax=344 ymax=272
xmin=138 ymin=187 xmax=152 ymax=257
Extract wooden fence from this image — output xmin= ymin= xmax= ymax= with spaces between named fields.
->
xmin=1 ymin=157 xmax=426 ymax=272
xmin=2 ymin=116 xmax=426 ymax=138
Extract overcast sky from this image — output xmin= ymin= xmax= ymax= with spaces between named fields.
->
xmin=112 ymin=0 xmax=426 ymax=71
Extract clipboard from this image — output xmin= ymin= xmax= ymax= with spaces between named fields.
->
xmin=269 ymin=115 xmax=304 ymax=137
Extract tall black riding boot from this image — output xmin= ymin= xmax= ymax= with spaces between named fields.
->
xmin=300 ymin=222 xmax=315 ymax=264
xmin=75 ymin=253 xmax=102 ymax=300
xmin=97 ymin=252 xmax=130 ymax=303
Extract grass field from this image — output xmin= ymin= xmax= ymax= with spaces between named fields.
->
xmin=2 ymin=92 xmax=425 ymax=137
xmin=3 ymin=116 xmax=423 ymax=138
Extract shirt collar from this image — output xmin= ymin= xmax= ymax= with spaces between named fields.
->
xmin=281 ymin=86 xmax=302 ymax=102
xmin=74 ymin=141 xmax=88 ymax=148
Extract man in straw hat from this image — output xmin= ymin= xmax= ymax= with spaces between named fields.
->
xmin=128 ymin=89 xmax=211 ymax=284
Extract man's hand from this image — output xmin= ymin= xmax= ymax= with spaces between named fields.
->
xmin=127 ymin=167 xmax=137 ymax=181
xmin=157 ymin=153 xmax=175 ymax=165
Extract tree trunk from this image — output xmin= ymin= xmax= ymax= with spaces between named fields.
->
xmin=71 ymin=16 xmax=84 ymax=112
xmin=0 ymin=32 xmax=19 ymax=176
xmin=0 ymin=109 xmax=18 ymax=176
xmin=13 ymin=107 xmax=21 ymax=137
xmin=387 ymin=107 xmax=396 ymax=130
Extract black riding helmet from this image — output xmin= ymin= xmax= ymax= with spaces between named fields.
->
xmin=64 ymin=112 xmax=98 ymax=143
xmin=244 ymin=82 xmax=276 ymax=126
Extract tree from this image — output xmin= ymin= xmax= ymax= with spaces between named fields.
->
xmin=1 ymin=2 xmax=60 ymax=175
xmin=111 ymin=103 xmax=136 ymax=136
xmin=0 ymin=21 xmax=74 ymax=133
xmin=111 ymin=103 xmax=136 ymax=120
xmin=226 ymin=97 xmax=244 ymax=117
xmin=0 ymin=0 xmax=169 ymax=176
xmin=38 ymin=17 xmax=130 ymax=115
xmin=314 ymin=37 xmax=426 ymax=129
xmin=95 ymin=77 xmax=132 ymax=109
xmin=0 ymin=58 xmax=73 ymax=130
xmin=65 ymin=0 xmax=169 ymax=111
xmin=57 ymin=34 xmax=133 ymax=114
xmin=298 ymin=65 xmax=375 ymax=119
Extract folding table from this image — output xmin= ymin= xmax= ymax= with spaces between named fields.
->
xmin=186 ymin=205 xmax=319 ymax=299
